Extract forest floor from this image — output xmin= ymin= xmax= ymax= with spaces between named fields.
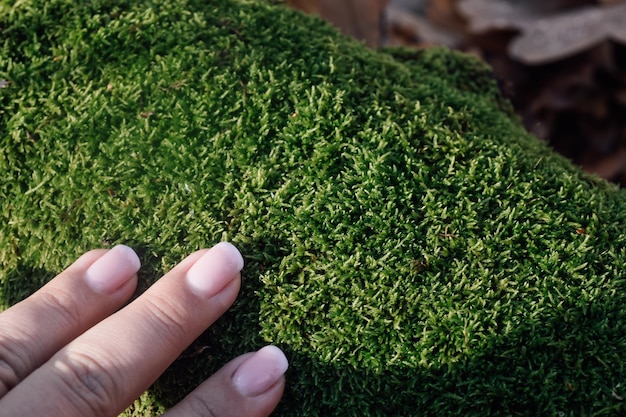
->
xmin=288 ymin=0 xmax=626 ymax=187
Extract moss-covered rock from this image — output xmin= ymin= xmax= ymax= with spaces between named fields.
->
xmin=1 ymin=0 xmax=625 ymax=415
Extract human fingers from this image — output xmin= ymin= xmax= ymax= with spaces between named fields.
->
xmin=162 ymin=345 xmax=288 ymax=417
xmin=0 ymin=242 xmax=243 ymax=417
xmin=0 ymin=246 xmax=140 ymax=398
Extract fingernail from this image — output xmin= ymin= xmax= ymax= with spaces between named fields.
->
xmin=185 ymin=242 xmax=244 ymax=298
xmin=233 ymin=346 xmax=289 ymax=397
xmin=85 ymin=245 xmax=141 ymax=294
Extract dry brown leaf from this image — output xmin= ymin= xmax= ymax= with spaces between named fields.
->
xmin=389 ymin=0 xmax=427 ymax=13
xmin=288 ymin=0 xmax=390 ymax=47
xmin=457 ymin=0 xmax=538 ymax=33
xmin=386 ymin=5 xmax=462 ymax=47
xmin=427 ymin=0 xmax=466 ymax=32
xmin=457 ymin=0 xmax=626 ymax=64
xmin=509 ymin=3 xmax=626 ymax=64
xmin=609 ymin=6 xmax=626 ymax=44
xmin=458 ymin=0 xmax=595 ymax=34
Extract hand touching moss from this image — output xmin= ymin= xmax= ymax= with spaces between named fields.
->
xmin=0 ymin=243 xmax=287 ymax=417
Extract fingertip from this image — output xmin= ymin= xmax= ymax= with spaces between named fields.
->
xmin=185 ymin=242 xmax=244 ymax=298
xmin=162 ymin=347 xmax=287 ymax=417
xmin=214 ymin=241 xmax=245 ymax=271
xmin=84 ymin=245 xmax=141 ymax=294
xmin=232 ymin=345 xmax=289 ymax=398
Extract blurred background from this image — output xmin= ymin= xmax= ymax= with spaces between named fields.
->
xmin=288 ymin=0 xmax=626 ymax=187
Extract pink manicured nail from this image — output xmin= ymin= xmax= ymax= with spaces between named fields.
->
xmin=185 ymin=242 xmax=244 ymax=298
xmin=85 ymin=245 xmax=141 ymax=294
xmin=233 ymin=345 xmax=289 ymax=397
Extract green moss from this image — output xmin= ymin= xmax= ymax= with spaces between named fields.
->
xmin=1 ymin=0 xmax=625 ymax=416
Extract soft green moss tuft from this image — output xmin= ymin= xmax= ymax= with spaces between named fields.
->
xmin=1 ymin=0 xmax=626 ymax=416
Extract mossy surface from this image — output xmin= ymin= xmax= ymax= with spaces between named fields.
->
xmin=1 ymin=0 xmax=626 ymax=416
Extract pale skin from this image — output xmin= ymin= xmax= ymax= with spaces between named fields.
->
xmin=0 ymin=242 xmax=288 ymax=417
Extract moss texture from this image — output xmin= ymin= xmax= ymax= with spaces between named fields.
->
xmin=1 ymin=0 xmax=626 ymax=415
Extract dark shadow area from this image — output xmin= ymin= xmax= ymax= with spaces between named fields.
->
xmin=270 ymin=287 xmax=626 ymax=416
xmin=2 ymin=245 xmax=624 ymax=416
xmin=0 ymin=264 xmax=55 ymax=307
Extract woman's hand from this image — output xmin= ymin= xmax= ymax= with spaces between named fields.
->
xmin=0 ymin=242 xmax=287 ymax=417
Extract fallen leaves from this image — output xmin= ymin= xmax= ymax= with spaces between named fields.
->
xmin=287 ymin=0 xmax=390 ymax=46
xmin=457 ymin=0 xmax=582 ymax=34
xmin=457 ymin=0 xmax=626 ymax=64
xmin=289 ymin=0 xmax=626 ymax=185
xmin=452 ymin=0 xmax=626 ymax=184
